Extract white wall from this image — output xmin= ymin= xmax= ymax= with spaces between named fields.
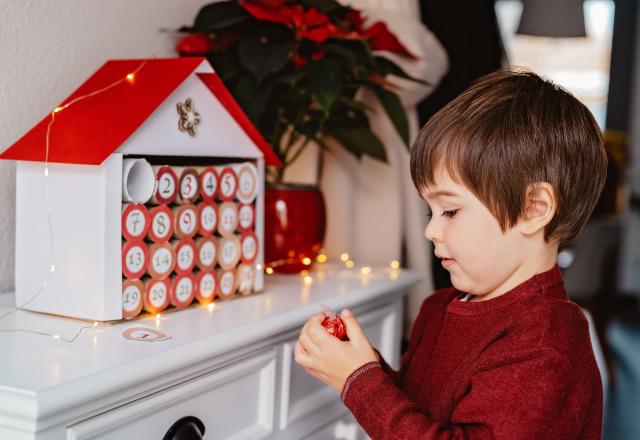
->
xmin=0 ymin=0 xmax=211 ymax=293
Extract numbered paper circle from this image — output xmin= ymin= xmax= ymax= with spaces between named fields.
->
xmin=237 ymin=265 xmax=255 ymax=295
xmin=122 ymin=280 xmax=144 ymax=318
xmin=198 ymin=272 xmax=216 ymax=301
xmin=199 ymin=204 xmax=217 ymax=235
xmin=238 ymin=204 xmax=254 ymax=231
xmin=151 ymin=246 xmax=174 ymax=277
xmin=220 ymin=238 xmax=240 ymax=268
xmin=124 ymin=208 xmax=147 ymax=238
xmin=200 ymin=168 xmax=218 ymax=200
xmin=176 ymin=277 xmax=194 ymax=302
xmin=199 ymin=240 xmax=216 ymax=267
xmin=176 ymin=241 xmax=196 ymax=272
xmin=218 ymin=203 xmax=238 ymax=236
xmin=218 ymin=168 xmax=238 ymax=201
xmin=241 ymin=234 xmax=258 ymax=263
xmin=124 ymin=243 xmax=147 ymax=278
xmin=236 ymin=163 xmax=258 ymax=203
xmin=154 ymin=167 xmax=178 ymax=204
xmin=178 ymin=207 xmax=198 ymax=237
xmin=219 ymin=271 xmax=236 ymax=297
xmin=151 ymin=211 xmax=171 ymax=240
xmin=148 ymin=280 xmax=168 ymax=309
xmin=180 ymin=170 xmax=199 ymax=201
xmin=157 ymin=171 xmax=177 ymax=202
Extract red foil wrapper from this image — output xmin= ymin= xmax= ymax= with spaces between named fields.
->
xmin=321 ymin=315 xmax=347 ymax=341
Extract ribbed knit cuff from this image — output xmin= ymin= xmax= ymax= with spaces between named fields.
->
xmin=341 ymin=361 xmax=381 ymax=402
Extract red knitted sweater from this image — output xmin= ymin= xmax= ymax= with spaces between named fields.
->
xmin=342 ymin=265 xmax=603 ymax=439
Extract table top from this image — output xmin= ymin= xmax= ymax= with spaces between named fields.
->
xmin=0 ymin=265 xmax=419 ymax=423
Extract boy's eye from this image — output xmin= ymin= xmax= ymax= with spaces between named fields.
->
xmin=442 ymin=209 xmax=458 ymax=218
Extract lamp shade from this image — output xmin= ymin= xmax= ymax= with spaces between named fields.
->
xmin=517 ymin=0 xmax=586 ymax=38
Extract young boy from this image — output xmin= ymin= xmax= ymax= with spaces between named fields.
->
xmin=295 ymin=70 xmax=607 ymax=439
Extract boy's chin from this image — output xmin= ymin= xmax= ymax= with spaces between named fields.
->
xmin=449 ymin=271 xmax=472 ymax=293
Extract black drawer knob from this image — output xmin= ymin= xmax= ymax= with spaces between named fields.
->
xmin=163 ymin=416 xmax=205 ymax=440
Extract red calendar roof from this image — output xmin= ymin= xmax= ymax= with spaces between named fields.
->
xmin=0 ymin=57 xmax=281 ymax=167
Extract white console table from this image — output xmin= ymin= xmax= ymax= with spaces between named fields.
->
xmin=0 ymin=266 xmax=419 ymax=440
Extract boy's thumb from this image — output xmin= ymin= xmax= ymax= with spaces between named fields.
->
xmin=341 ymin=309 xmax=364 ymax=341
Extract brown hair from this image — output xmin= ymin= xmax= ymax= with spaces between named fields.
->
xmin=410 ymin=69 xmax=607 ymax=248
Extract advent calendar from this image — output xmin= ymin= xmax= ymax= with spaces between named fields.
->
xmin=0 ymin=57 xmax=281 ymax=321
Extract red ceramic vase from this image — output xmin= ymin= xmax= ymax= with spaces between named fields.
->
xmin=264 ymin=184 xmax=326 ymax=273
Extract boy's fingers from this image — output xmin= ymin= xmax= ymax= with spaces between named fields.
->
xmin=341 ymin=309 xmax=366 ymax=342
xmin=299 ymin=332 xmax=320 ymax=354
xmin=294 ymin=340 xmax=313 ymax=367
xmin=308 ymin=318 xmax=335 ymax=345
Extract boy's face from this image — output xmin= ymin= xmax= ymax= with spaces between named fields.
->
xmin=421 ymin=167 xmax=527 ymax=298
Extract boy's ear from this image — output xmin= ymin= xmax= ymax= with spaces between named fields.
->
xmin=518 ymin=182 xmax=557 ymax=236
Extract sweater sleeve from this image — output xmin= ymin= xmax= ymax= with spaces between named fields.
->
xmin=342 ymin=347 xmax=600 ymax=439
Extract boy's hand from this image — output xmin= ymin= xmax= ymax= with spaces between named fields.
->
xmin=294 ymin=309 xmax=378 ymax=392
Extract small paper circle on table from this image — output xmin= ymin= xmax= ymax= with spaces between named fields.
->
xmin=238 ymin=204 xmax=255 ymax=232
xmin=173 ymin=204 xmax=199 ymax=239
xmin=217 ymin=202 xmax=239 ymax=236
xmin=122 ymin=279 xmax=144 ymax=319
xmin=196 ymin=236 xmax=217 ymax=270
xmin=152 ymin=166 xmax=178 ymax=205
xmin=198 ymin=166 xmax=219 ymax=201
xmin=196 ymin=270 xmax=218 ymax=304
xmin=218 ymin=167 xmax=238 ymax=201
xmin=178 ymin=168 xmax=200 ymax=204
xmin=240 ymin=232 xmax=258 ymax=264
xmin=218 ymin=269 xmax=238 ymax=299
xmin=122 ymin=240 xmax=149 ymax=279
xmin=143 ymin=278 xmax=170 ymax=314
xmin=237 ymin=264 xmax=255 ymax=296
xmin=148 ymin=204 xmax=174 ymax=243
xmin=121 ymin=203 xmax=150 ymax=242
xmin=236 ymin=162 xmax=259 ymax=204
xmin=197 ymin=202 xmax=218 ymax=237
xmin=218 ymin=236 xmax=241 ymax=270
xmin=173 ymin=238 xmax=197 ymax=274
xmin=147 ymin=242 xmax=176 ymax=279
xmin=170 ymin=273 xmax=196 ymax=308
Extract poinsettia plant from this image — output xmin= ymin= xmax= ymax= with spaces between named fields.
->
xmin=177 ymin=0 xmax=425 ymax=183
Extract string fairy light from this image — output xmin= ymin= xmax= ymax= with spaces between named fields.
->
xmin=0 ymin=61 xmax=148 ymax=343
xmin=262 ymin=251 xmax=403 ymax=278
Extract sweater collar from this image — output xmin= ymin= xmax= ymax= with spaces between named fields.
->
xmin=447 ymin=264 xmax=566 ymax=315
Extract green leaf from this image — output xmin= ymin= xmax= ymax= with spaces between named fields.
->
xmin=191 ymin=2 xmax=250 ymax=33
xmin=208 ymin=52 xmax=241 ymax=82
xmin=233 ymin=75 xmax=274 ymax=124
xmin=238 ymin=35 xmax=293 ymax=83
xmin=373 ymin=56 xmax=431 ymax=86
xmin=373 ymin=87 xmax=410 ymax=147
xmin=332 ymin=127 xmax=388 ymax=163
xmin=276 ymin=69 xmax=306 ymax=86
xmin=309 ymin=59 xmax=342 ymax=114
xmin=324 ymin=43 xmax=359 ymax=67
xmin=335 ymin=39 xmax=375 ymax=71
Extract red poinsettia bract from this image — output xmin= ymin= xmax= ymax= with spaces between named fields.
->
xmin=241 ymin=1 xmax=343 ymax=43
xmin=176 ymin=33 xmax=214 ymax=56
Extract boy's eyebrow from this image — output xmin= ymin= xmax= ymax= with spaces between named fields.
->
xmin=425 ymin=190 xmax=460 ymax=199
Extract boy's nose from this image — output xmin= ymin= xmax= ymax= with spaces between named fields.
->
xmin=425 ymin=218 xmax=439 ymax=243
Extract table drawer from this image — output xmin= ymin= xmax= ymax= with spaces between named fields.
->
xmin=67 ymin=349 xmax=276 ymax=440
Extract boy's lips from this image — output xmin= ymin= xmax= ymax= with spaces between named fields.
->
xmin=441 ymin=258 xmax=456 ymax=269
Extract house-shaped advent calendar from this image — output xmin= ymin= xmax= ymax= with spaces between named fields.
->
xmin=0 ymin=57 xmax=281 ymax=321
